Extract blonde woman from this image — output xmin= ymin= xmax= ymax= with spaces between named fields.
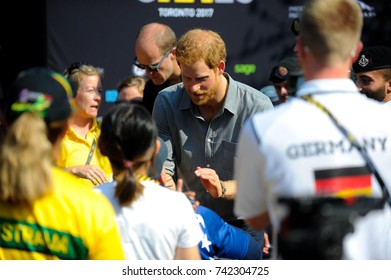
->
xmin=0 ymin=67 xmax=124 ymax=259
xmin=58 ymin=62 xmax=112 ymax=187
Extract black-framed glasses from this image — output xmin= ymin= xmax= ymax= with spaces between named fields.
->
xmin=133 ymin=48 xmax=173 ymax=73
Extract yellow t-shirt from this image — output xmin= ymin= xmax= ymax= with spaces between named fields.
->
xmin=0 ymin=168 xmax=124 ymax=260
xmin=57 ymin=118 xmax=112 ymax=187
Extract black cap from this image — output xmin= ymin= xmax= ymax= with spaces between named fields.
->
xmin=269 ymin=56 xmax=302 ymax=83
xmin=6 ymin=67 xmax=73 ymax=124
xmin=353 ymin=46 xmax=391 ymax=74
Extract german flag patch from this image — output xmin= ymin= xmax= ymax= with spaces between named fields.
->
xmin=314 ymin=166 xmax=372 ymax=198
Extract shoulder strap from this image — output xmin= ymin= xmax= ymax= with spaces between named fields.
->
xmin=300 ymin=94 xmax=391 ymax=206
xmin=85 ymin=118 xmax=101 ymax=165
xmin=85 ymin=139 xmax=96 ymax=165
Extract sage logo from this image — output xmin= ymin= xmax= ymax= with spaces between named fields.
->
xmin=288 ymin=5 xmax=304 ymax=19
xmin=138 ymin=0 xmax=253 ymax=4
xmin=234 ymin=64 xmax=256 ymax=76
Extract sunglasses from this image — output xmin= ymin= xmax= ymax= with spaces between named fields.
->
xmin=133 ymin=48 xmax=172 ymax=73
xmin=291 ymin=18 xmax=300 ymax=36
xmin=65 ymin=61 xmax=86 ymax=76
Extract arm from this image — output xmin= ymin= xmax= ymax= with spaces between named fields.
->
xmin=57 ymin=129 xmax=109 ymax=185
xmin=194 ymin=167 xmax=237 ymax=200
xmin=174 ymin=246 xmax=201 ymax=260
xmin=234 ymin=118 xmax=270 ymax=232
xmin=245 ymin=213 xmax=271 ymax=232
xmin=152 ymin=94 xmax=176 ymax=177
xmin=196 ymin=205 xmax=262 ymax=260
xmin=63 ymin=165 xmax=107 ymax=185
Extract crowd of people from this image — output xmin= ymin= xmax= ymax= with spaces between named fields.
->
xmin=1 ymin=0 xmax=391 ymax=260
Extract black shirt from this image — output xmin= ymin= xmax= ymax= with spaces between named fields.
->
xmin=142 ymin=79 xmax=172 ymax=115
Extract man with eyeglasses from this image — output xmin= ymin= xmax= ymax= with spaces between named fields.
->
xmin=134 ymin=22 xmax=182 ymax=114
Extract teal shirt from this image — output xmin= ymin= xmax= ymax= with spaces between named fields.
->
xmin=153 ymin=73 xmax=273 ymax=221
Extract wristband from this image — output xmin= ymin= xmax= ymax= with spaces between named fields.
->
xmin=219 ymin=180 xmax=227 ymax=198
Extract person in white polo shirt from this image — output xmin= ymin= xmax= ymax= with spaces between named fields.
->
xmin=234 ymin=0 xmax=391 ymax=259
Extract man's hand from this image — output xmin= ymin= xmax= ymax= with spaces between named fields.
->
xmin=161 ymin=172 xmax=176 ymax=191
xmin=194 ymin=166 xmax=222 ymax=198
xmin=263 ymin=232 xmax=271 ymax=255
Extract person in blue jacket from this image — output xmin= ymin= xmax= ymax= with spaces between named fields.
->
xmin=153 ymin=137 xmax=263 ymax=260
xmin=195 ymin=205 xmax=262 ymax=260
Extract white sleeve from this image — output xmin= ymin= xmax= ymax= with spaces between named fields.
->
xmin=176 ymin=193 xmax=203 ymax=248
xmin=234 ymin=118 xmax=269 ymax=220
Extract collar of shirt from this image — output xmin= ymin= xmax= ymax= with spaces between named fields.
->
xmin=67 ymin=117 xmax=100 ymax=140
xmin=296 ymin=78 xmax=358 ymax=97
xmin=178 ymin=73 xmax=239 ymax=115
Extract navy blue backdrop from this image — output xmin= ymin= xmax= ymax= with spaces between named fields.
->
xmin=1 ymin=1 xmax=390 ymax=115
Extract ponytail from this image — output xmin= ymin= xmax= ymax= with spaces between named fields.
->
xmin=0 ymin=112 xmax=53 ymax=204
xmin=114 ymin=167 xmax=144 ymax=206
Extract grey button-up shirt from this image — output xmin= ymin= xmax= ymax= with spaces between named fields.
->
xmin=153 ymin=73 xmax=273 ymax=221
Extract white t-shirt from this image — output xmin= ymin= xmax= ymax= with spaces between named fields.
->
xmin=234 ymin=78 xmax=391 ymax=259
xmin=96 ymin=179 xmax=203 ymax=260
